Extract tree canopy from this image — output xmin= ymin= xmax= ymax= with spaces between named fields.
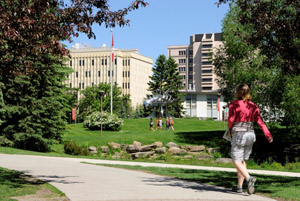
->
xmin=0 ymin=0 xmax=148 ymax=151
xmin=214 ymin=0 xmax=300 ymax=134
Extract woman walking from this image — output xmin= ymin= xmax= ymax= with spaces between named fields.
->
xmin=228 ymin=84 xmax=273 ymax=194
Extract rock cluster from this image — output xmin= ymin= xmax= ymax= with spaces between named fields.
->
xmin=87 ymin=141 xmax=231 ymax=164
xmin=87 ymin=141 xmax=232 ymax=163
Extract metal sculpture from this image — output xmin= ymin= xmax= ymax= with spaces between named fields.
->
xmin=144 ymin=89 xmax=174 ymax=118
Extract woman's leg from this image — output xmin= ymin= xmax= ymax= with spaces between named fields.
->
xmin=236 ymin=161 xmax=247 ymax=186
xmin=234 ymin=160 xmax=250 ymax=185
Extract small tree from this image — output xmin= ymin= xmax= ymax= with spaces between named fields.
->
xmin=79 ymin=83 xmax=123 ymax=120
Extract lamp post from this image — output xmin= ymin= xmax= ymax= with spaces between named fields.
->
xmin=99 ymin=90 xmax=105 ymax=136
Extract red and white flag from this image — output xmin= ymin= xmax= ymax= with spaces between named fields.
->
xmin=111 ymin=31 xmax=114 ymax=62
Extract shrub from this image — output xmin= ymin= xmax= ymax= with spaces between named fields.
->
xmin=64 ymin=141 xmax=89 ymax=156
xmin=0 ymin=136 xmax=14 ymax=147
xmin=83 ymin=111 xmax=123 ymax=131
xmin=13 ymin=133 xmax=51 ymax=152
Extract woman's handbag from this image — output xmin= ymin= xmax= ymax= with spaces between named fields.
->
xmin=223 ymin=128 xmax=232 ymax=142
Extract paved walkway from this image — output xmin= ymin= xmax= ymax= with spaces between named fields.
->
xmin=0 ymin=154 xmax=291 ymax=201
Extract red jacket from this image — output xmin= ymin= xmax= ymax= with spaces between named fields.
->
xmin=228 ymin=100 xmax=273 ymax=141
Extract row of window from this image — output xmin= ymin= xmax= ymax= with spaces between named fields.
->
xmin=179 ymin=59 xmax=186 ymax=64
xmin=123 ymin=71 xmax=130 ymax=77
xmin=122 ymin=83 xmax=130 ymax=89
xmin=74 ymin=70 xmax=131 ymax=78
xmin=202 ymin=44 xmax=212 ymax=48
xmin=75 ymin=71 xmax=115 ymax=77
xmin=69 ymin=58 xmax=130 ymax=67
xmin=179 ymin=50 xmax=186 ymax=55
xmin=70 ymin=82 xmax=125 ymax=89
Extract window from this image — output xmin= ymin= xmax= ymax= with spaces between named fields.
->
xmin=202 ymin=69 xmax=212 ymax=74
xmin=85 ymin=71 xmax=88 ymax=77
xmin=179 ymin=50 xmax=186 ymax=55
xmin=125 ymin=71 xmax=127 ymax=77
xmin=70 ymin=83 xmax=72 ymax=88
xmin=122 ymin=83 xmax=124 ymax=88
xmin=202 ymin=44 xmax=212 ymax=48
xmin=207 ymin=94 xmax=217 ymax=109
xmin=189 ymin=58 xmax=193 ymax=63
xmin=76 ymin=72 xmax=78 ymax=78
xmin=79 ymin=83 xmax=81 ymax=88
xmin=183 ymin=75 xmax=186 ymax=79
xmin=123 ymin=60 xmax=124 ymax=66
xmin=98 ymin=71 xmax=101 ymax=77
xmin=202 ymin=53 xmax=210 ymax=57
xmin=82 ymin=83 xmax=85 ymax=89
xmin=125 ymin=60 xmax=127 ymax=66
xmin=105 ymin=59 xmax=107 ymax=65
xmin=179 ymin=67 xmax=186 ymax=72
xmin=189 ymin=49 xmax=193 ymax=55
xmin=189 ymin=67 xmax=193 ymax=71
xmin=188 ymin=75 xmax=193 ymax=79
xmin=125 ymin=83 xmax=127 ymax=88
xmin=128 ymin=60 xmax=130 ymax=66
xmin=102 ymin=59 xmax=104 ymax=65
xmin=123 ymin=71 xmax=124 ymax=77
xmin=128 ymin=83 xmax=130 ymax=88
xmin=89 ymin=71 xmax=91 ymax=77
xmin=70 ymin=60 xmax=72 ymax=66
xmin=82 ymin=60 xmax=85 ymax=66
xmin=202 ymin=87 xmax=212 ymax=90
xmin=202 ymin=78 xmax=212 ymax=82
xmin=79 ymin=60 xmax=81 ymax=66
xmin=128 ymin=71 xmax=130 ymax=77
xmin=179 ymin=59 xmax=186 ymax=64
xmin=92 ymin=59 xmax=94 ymax=66
xmin=92 ymin=82 xmax=94 ymax=86
xmin=202 ymin=61 xmax=212 ymax=65
xmin=109 ymin=71 xmax=114 ymax=77
xmin=115 ymin=58 xmax=117 ymax=65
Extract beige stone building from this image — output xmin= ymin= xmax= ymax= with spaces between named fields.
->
xmin=66 ymin=44 xmax=153 ymax=107
xmin=168 ymin=33 xmax=226 ymax=119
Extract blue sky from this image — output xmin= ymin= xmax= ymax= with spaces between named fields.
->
xmin=65 ymin=0 xmax=229 ymax=63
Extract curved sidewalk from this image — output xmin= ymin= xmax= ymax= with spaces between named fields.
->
xmin=0 ymin=154 xmax=286 ymax=201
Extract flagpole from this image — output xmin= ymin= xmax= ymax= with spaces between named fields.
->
xmin=110 ymin=29 xmax=114 ymax=115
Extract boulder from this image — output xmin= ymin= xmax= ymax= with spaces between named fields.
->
xmin=140 ymin=144 xmax=157 ymax=152
xmin=166 ymin=142 xmax=179 ymax=148
xmin=168 ymin=147 xmax=186 ymax=155
xmin=126 ymin=145 xmax=139 ymax=153
xmin=88 ymin=146 xmax=98 ymax=154
xmin=189 ymin=145 xmax=206 ymax=152
xmin=131 ymin=151 xmax=155 ymax=159
xmin=152 ymin=141 xmax=163 ymax=148
xmin=155 ymin=147 xmax=166 ymax=154
xmin=133 ymin=141 xmax=142 ymax=149
xmin=101 ymin=146 xmax=109 ymax=153
xmin=108 ymin=142 xmax=121 ymax=149
xmin=215 ymin=158 xmax=232 ymax=163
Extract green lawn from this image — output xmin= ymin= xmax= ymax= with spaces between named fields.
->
xmin=63 ymin=118 xmax=227 ymax=148
xmin=0 ymin=167 xmax=67 ymax=201
xmin=99 ymin=164 xmax=300 ymax=201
